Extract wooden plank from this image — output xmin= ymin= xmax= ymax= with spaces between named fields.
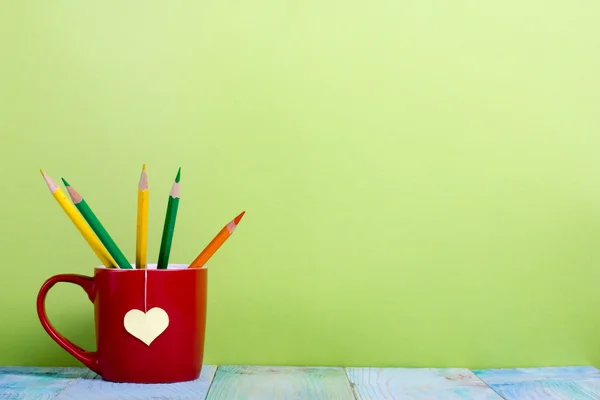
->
xmin=473 ymin=366 xmax=600 ymax=400
xmin=54 ymin=365 xmax=217 ymax=400
xmin=0 ymin=366 xmax=89 ymax=400
xmin=346 ymin=367 xmax=502 ymax=399
xmin=206 ymin=365 xmax=355 ymax=400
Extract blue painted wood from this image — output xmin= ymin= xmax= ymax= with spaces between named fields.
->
xmin=474 ymin=366 xmax=600 ymax=400
xmin=346 ymin=367 xmax=502 ymax=399
xmin=0 ymin=366 xmax=89 ymax=400
xmin=206 ymin=366 xmax=355 ymax=399
xmin=54 ymin=365 xmax=217 ymax=400
xmin=5 ymin=365 xmax=600 ymax=399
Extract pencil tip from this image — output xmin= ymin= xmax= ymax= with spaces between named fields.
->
xmin=40 ymin=170 xmax=58 ymax=193
xmin=139 ymin=165 xmax=149 ymax=190
xmin=142 ymin=164 xmax=146 ymax=171
xmin=175 ymin=167 xmax=181 ymax=183
xmin=61 ymin=178 xmax=70 ymax=187
xmin=234 ymin=211 xmax=246 ymax=225
xmin=65 ymin=184 xmax=82 ymax=203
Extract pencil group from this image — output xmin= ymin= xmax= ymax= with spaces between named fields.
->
xmin=40 ymin=169 xmax=117 ymax=269
xmin=40 ymin=166 xmax=245 ymax=270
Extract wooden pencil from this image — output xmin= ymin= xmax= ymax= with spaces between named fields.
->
xmin=156 ymin=168 xmax=181 ymax=270
xmin=135 ymin=164 xmax=149 ymax=269
xmin=188 ymin=211 xmax=246 ymax=269
xmin=62 ymin=178 xmax=132 ymax=269
xmin=40 ymin=169 xmax=117 ymax=269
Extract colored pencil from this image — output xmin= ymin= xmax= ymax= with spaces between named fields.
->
xmin=40 ymin=169 xmax=117 ymax=269
xmin=156 ymin=168 xmax=181 ymax=269
xmin=136 ymin=164 xmax=149 ymax=269
xmin=188 ymin=211 xmax=246 ymax=269
xmin=61 ymin=178 xmax=132 ymax=269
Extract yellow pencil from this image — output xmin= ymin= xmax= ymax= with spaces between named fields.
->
xmin=136 ymin=164 xmax=149 ymax=269
xmin=40 ymin=169 xmax=118 ymax=269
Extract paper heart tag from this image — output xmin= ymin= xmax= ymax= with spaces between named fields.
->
xmin=124 ymin=307 xmax=169 ymax=346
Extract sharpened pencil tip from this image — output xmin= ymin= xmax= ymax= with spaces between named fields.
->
xmin=234 ymin=211 xmax=246 ymax=225
xmin=65 ymin=184 xmax=82 ymax=203
xmin=139 ymin=165 xmax=149 ymax=190
xmin=40 ymin=170 xmax=59 ymax=193
xmin=175 ymin=167 xmax=181 ymax=183
xmin=142 ymin=164 xmax=146 ymax=171
xmin=61 ymin=178 xmax=71 ymax=187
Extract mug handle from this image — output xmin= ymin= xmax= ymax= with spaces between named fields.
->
xmin=36 ymin=274 xmax=101 ymax=374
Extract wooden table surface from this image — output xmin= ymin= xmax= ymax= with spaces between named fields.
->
xmin=1 ymin=365 xmax=600 ymax=399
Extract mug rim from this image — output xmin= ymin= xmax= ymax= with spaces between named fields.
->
xmin=95 ymin=263 xmax=206 ymax=271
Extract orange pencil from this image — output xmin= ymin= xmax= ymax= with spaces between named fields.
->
xmin=188 ymin=211 xmax=246 ymax=268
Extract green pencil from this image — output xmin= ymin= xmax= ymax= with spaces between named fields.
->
xmin=156 ymin=168 xmax=181 ymax=269
xmin=62 ymin=178 xmax=132 ymax=269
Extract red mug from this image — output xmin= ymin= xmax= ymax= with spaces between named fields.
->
xmin=36 ymin=264 xmax=208 ymax=383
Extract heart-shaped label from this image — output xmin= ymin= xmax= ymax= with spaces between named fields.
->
xmin=123 ymin=307 xmax=169 ymax=346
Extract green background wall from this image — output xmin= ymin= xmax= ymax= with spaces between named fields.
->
xmin=1 ymin=0 xmax=600 ymax=368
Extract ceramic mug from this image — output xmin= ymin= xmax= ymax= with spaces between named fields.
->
xmin=36 ymin=264 xmax=207 ymax=383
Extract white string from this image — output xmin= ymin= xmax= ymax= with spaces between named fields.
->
xmin=144 ymin=267 xmax=148 ymax=312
